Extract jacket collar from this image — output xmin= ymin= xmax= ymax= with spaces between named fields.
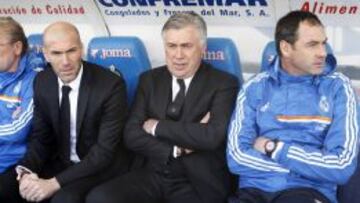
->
xmin=267 ymin=54 xmax=337 ymax=85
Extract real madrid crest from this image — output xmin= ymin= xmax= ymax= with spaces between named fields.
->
xmin=319 ymin=96 xmax=329 ymax=113
xmin=13 ymin=80 xmax=22 ymax=95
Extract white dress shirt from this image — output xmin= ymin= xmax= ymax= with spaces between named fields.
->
xmin=58 ymin=66 xmax=83 ymax=163
xmin=171 ymin=75 xmax=193 ymax=101
xmin=151 ymin=75 xmax=193 ymax=158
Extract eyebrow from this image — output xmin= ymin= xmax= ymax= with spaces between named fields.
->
xmin=166 ymin=42 xmax=193 ymax=46
xmin=50 ymin=47 xmax=79 ymax=54
xmin=306 ymin=37 xmax=328 ymax=45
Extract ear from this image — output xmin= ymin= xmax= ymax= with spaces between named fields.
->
xmin=13 ymin=41 xmax=23 ymax=56
xmin=80 ymin=42 xmax=85 ymax=58
xmin=42 ymin=46 xmax=51 ymax=63
xmin=279 ymin=40 xmax=293 ymax=57
xmin=201 ymin=42 xmax=207 ymax=54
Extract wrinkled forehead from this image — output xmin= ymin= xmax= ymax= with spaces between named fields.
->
xmin=44 ymin=30 xmax=81 ymax=48
xmin=163 ymin=25 xmax=203 ymax=44
xmin=0 ymin=29 xmax=12 ymax=41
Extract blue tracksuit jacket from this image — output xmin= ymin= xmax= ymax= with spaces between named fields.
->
xmin=227 ymin=54 xmax=359 ymax=203
xmin=0 ymin=51 xmax=45 ymax=173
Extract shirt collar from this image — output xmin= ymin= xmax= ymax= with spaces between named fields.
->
xmin=172 ymin=75 xmax=193 ymax=92
xmin=57 ymin=64 xmax=83 ymax=91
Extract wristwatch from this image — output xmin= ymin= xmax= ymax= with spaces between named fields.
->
xmin=264 ymin=139 xmax=278 ymax=157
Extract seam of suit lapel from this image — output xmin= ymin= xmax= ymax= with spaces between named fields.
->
xmin=76 ymin=63 xmax=91 ymax=137
xmin=183 ymin=63 xmax=208 ymax=118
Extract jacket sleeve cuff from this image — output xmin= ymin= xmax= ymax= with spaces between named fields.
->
xmin=15 ymin=165 xmax=34 ymax=177
xmin=151 ymin=120 xmax=158 ymax=136
xmin=154 ymin=120 xmax=168 ymax=139
xmin=55 ymin=174 xmax=65 ymax=187
xmin=271 ymin=141 xmax=289 ymax=163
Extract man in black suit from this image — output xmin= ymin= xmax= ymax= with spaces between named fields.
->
xmin=87 ymin=12 xmax=239 ymax=203
xmin=16 ymin=22 xmax=129 ymax=203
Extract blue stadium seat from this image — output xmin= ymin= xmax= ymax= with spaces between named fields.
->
xmin=260 ymin=41 xmax=277 ymax=72
xmin=204 ymin=38 xmax=243 ymax=85
xmin=260 ymin=41 xmax=334 ymax=72
xmin=27 ymin=34 xmax=46 ymax=72
xmin=27 ymin=34 xmax=43 ymax=55
xmin=87 ymin=36 xmax=151 ymax=104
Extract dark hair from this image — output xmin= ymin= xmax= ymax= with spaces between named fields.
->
xmin=0 ymin=16 xmax=28 ymax=56
xmin=275 ymin=10 xmax=323 ymax=56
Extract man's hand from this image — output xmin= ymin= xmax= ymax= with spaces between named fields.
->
xmin=143 ymin=118 xmax=159 ymax=135
xmin=18 ymin=172 xmax=39 ymax=195
xmin=19 ymin=174 xmax=40 ymax=202
xmin=19 ymin=177 xmax=60 ymax=202
xmin=253 ymin=136 xmax=270 ymax=154
xmin=179 ymin=112 xmax=211 ymax=155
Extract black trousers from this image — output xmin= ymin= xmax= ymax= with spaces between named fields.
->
xmin=231 ymin=187 xmax=330 ymax=203
xmin=337 ymin=153 xmax=360 ymax=203
xmin=49 ymin=175 xmax=109 ymax=203
xmin=0 ymin=166 xmax=24 ymax=203
xmin=40 ymin=158 xmax=128 ymax=203
xmin=87 ymin=167 xmax=202 ymax=203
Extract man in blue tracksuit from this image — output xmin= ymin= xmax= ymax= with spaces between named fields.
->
xmin=0 ymin=17 xmax=45 ymax=203
xmin=227 ymin=11 xmax=359 ymax=203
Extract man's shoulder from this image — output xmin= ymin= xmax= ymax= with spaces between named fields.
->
xmin=324 ymin=71 xmax=352 ymax=83
xmin=206 ymin=64 xmax=237 ymax=79
xmin=244 ymin=72 xmax=270 ymax=86
xmin=201 ymin=63 xmax=239 ymax=87
xmin=83 ymin=61 xmax=111 ymax=76
xmin=144 ymin=65 xmax=167 ymax=75
xmin=238 ymin=72 xmax=271 ymax=100
xmin=35 ymin=66 xmax=55 ymax=82
xmin=83 ymin=61 xmax=125 ymax=83
xmin=139 ymin=65 xmax=168 ymax=80
xmin=319 ymin=71 xmax=354 ymax=94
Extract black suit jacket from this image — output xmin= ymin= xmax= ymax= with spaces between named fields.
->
xmin=125 ymin=62 xmax=239 ymax=203
xmin=21 ymin=61 xmax=129 ymax=186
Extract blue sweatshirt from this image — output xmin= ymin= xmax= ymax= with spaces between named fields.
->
xmin=0 ymin=51 xmax=45 ymax=173
xmin=227 ymin=53 xmax=359 ymax=203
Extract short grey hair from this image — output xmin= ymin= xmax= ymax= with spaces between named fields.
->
xmin=0 ymin=16 xmax=28 ymax=56
xmin=162 ymin=11 xmax=207 ymax=45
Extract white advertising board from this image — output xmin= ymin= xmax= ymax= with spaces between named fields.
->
xmin=95 ymin=0 xmax=277 ymax=26
xmin=0 ymin=0 xmax=109 ymax=48
xmin=290 ymin=0 xmax=360 ymax=26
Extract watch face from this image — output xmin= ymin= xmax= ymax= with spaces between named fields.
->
xmin=265 ymin=141 xmax=275 ymax=152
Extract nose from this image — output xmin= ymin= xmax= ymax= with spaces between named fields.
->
xmin=318 ymin=44 xmax=327 ymax=58
xmin=175 ymin=47 xmax=184 ymax=59
xmin=61 ymin=53 xmax=70 ymax=64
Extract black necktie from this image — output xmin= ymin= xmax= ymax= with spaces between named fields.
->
xmin=60 ymin=85 xmax=71 ymax=162
xmin=167 ymin=79 xmax=185 ymax=121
